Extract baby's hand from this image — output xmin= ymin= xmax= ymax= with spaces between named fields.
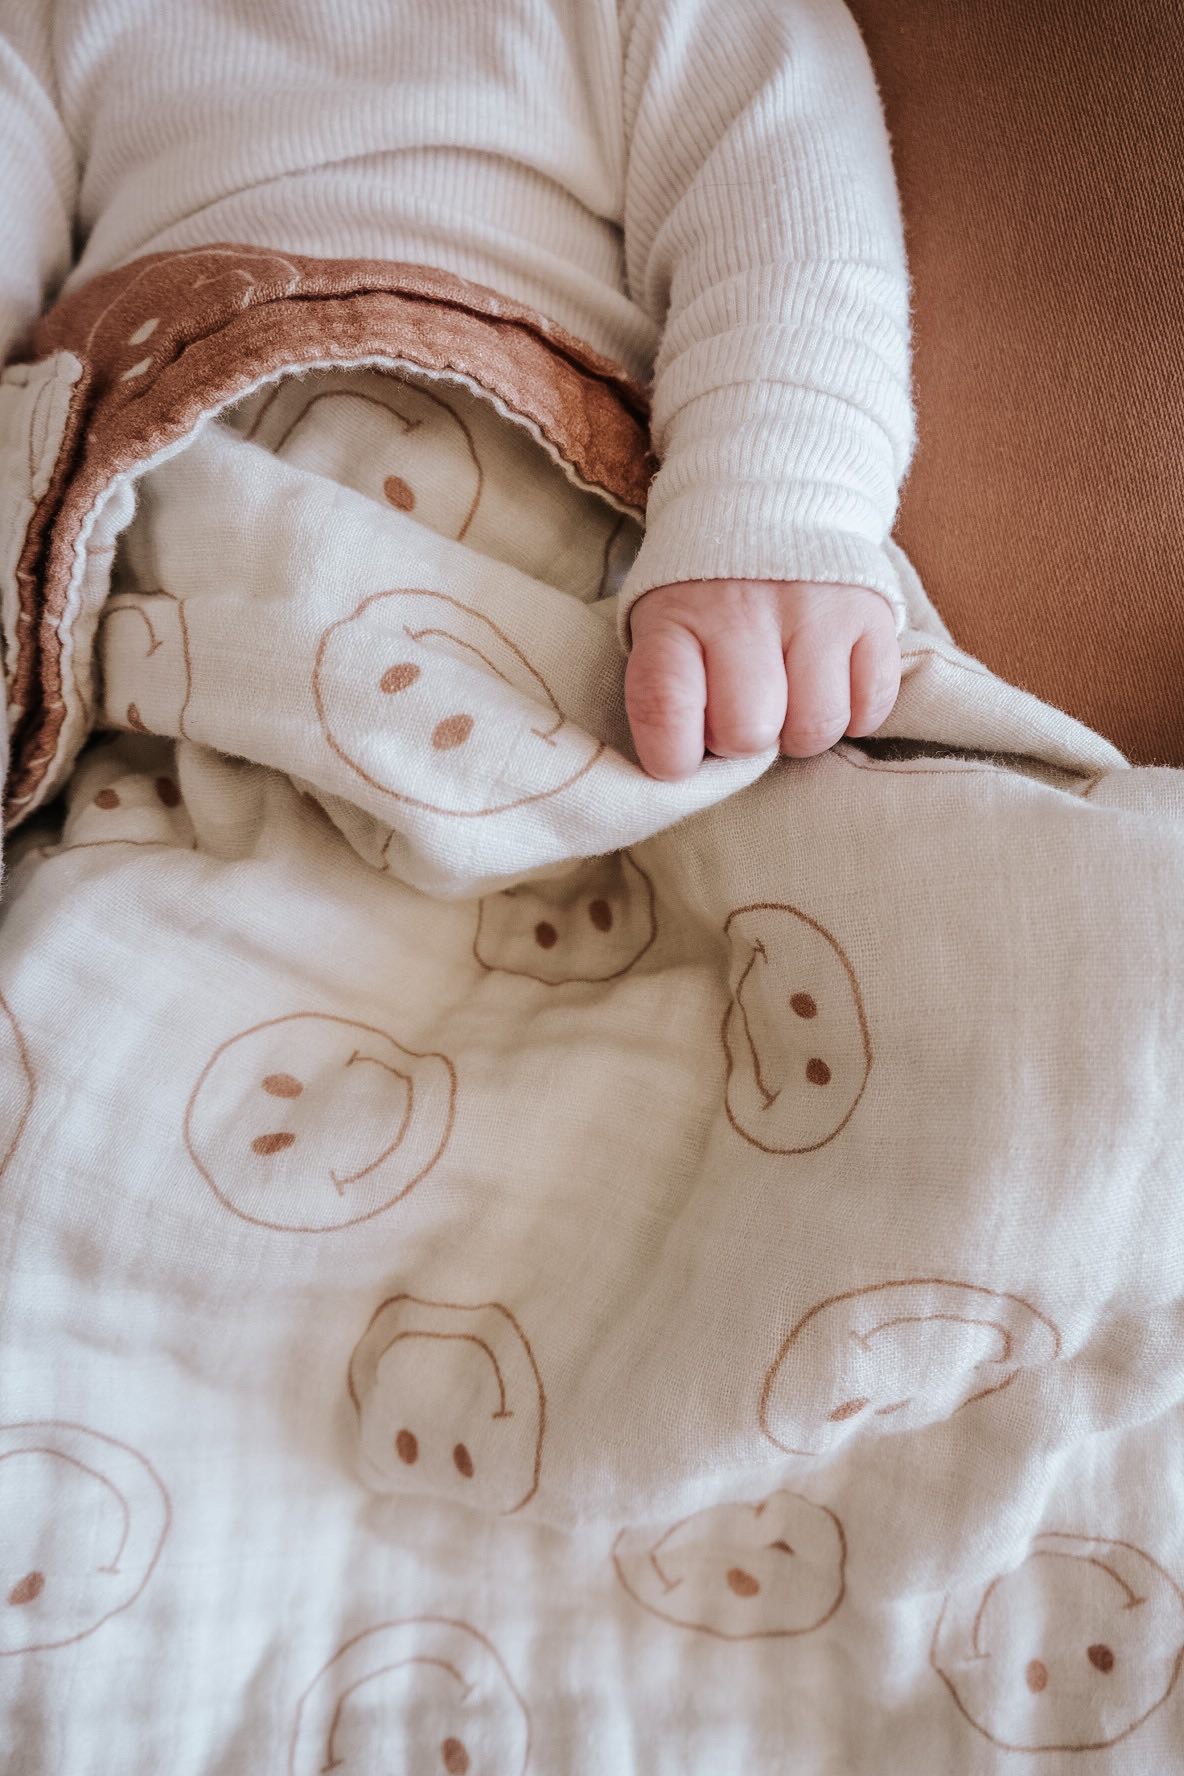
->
xmin=625 ymin=579 xmax=901 ymax=780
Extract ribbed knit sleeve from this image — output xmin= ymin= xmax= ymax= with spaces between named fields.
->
xmin=617 ymin=0 xmax=915 ymax=637
xmin=0 ymin=2 xmax=77 ymax=366
xmin=1 ymin=0 xmax=913 ymax=623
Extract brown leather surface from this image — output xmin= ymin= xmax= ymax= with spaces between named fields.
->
xmin=848 ymin=0 xmax=1184 ymax=764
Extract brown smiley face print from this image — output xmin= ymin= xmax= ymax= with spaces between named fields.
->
xmin=0 ymin=1422 xmax=171 ymax=1656
xmin=473 ymin=851 xmax=657 ymax=985
xmin=760 ymin=1279 xmax=1062 ymax=1456
xmin=184 ymin=1013 xmax=456 ymax=1233
xmin=612 ymin=1491 xmax=846 ymax=1641
xmin=83 ymin=246 xmax=301 ymax=387
xmin=0 ymin=993 xmax=35 ymax=1181
xmin=49 ymin=753 xmax=193 ymax=856
xmin=236 ymin=372 xmax=484 ymax=539
xmin=98 ymin=591 xmax=193 ymax=739
xmin=721 ymin=904 xmax=872 ymax=1154
xmin=932 ymin=1534 xmax=1184 ymax=1753
xmin=288 ymin=1617 xmax=531 ymax=1776
xmin=313 ymin=589 xmax=604 ymax=816
xmin=347 ymin=1296 xmax=545 ymax=1515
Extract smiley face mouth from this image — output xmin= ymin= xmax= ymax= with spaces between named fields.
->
xmin=822 ymin=1314 xmax=1020 ymax=1425
xmin=401 ymin=625 xmax=566 ymax=744
xmin=612 ymin=1492 xmax=848 ymax=1642
xmin=323 ymin=1656 xmax=474 ymax=1770
xmin=97 ymin=591 xmax=195 ymax=737
xmin=248 ymin=1048 xmax=416 ymax=1195
xmin=0 ymin=1422 xmax=172 ymax=1657
xmin=762 ymin=1281 xmax=1065 ymax=1457
xmin=969 ymin=1548 xmax=1146 ymax=1667
xmin=1 ymin=1446 xmax=133 ymax=1595
xmin=242 ymin=374 xmax=485 ymax=542
xmin=378 ymin=1330 xmax=513 ymax=1420
xmin=379 ymin=1329 xmax=516 ymax=1487
xmin=291 ymin=1617 xmax=531 ymax=1776
xmin=646 ymin=1498 xmax=799 ymax=1598
xmin=930 ymin=1533 xmax=1184 ymax=1754
xmin=649 ymin=1535 xmax=797 ymax=1599
xmin=313 ymin=589 xmax=606 ymax=816
xmin=734 ymin=941 xmax=833 ymax=1109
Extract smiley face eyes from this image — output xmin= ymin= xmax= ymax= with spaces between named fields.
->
xmin=532 ymin=898 xmax=617 ymax=952
xmin=589 ymin=898 xmax=613 ymax=932
xmin=250 ymin=1074 xmax=305 ymax=1156
xmin=376 ymin=662 xmax=475 ymax=752
xmin=785 ymin=991 xmax=831 ymax=1085
xmin=380 ymin=663 xmax=420 ymax=694
xmin=721 ymin=1536 xmax=796 ymax=1601
xmin=1026 ymin=1645 xmax=1116 ymax=1693
xmin=432 ymin=714 xmax=474 ymax=751
xmin=251 ymin=1131 xmax=297 ymax=1155
xmin=262 ymin=1074 xmax=303 ymax=1099
xmin=383 ymin=475 xmax=416 ymax=512
xmin=7 ymin=1571 xmax=44 ymax=1607
xmin=1026 ymin=1659 xmax=1049 ymax=1693
xmin=92 ymin=778 xmax=180 ymax=811
xmin=391 ymin=1432 xmax=474 ymax=1479
xmin=826 ymin=1395 xmax=912 ymax=1424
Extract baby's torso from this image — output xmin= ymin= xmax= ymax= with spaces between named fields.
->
xmin=49 ymin=0 xmax=656 ymax=378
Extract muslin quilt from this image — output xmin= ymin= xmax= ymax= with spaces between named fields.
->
xmin=1 ymin=247 xmax=1183 ymax=1775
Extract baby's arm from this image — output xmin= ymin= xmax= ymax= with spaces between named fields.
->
xmin=0 ymin=2 xmax=77 ymax=368
xmin=617 ymin=0 xmax=914 ymax=777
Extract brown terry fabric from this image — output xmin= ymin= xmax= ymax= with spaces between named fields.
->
xmin=6 ymin=246 xmax=654 ymax=824
xmin=848 ymin=0 xmax=1184 ymax=765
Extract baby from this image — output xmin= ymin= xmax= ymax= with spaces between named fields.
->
xmin=0 ymin=0 xmax=912 ymax=782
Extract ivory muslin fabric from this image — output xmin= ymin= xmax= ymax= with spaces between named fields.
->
xmin=1 ymin=247 xmax=1184 ymax=1772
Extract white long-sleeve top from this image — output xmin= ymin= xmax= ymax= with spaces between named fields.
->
xmin=0 ymin=0 xmax=914 ymax=627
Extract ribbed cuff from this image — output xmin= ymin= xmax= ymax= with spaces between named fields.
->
xmin=617 ymin=488 xmax=906 ymax=645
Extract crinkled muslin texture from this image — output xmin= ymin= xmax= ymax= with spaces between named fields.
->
xmin=1 ymin=249 xmax=1184 ymax=1774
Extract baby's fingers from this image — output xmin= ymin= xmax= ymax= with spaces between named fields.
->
xmin=847 ymin=630 xmax=902 ymax=737
xmin=702 ymin=624 xmax=788 ymax=760
xmin=781 ymin=632 xmax=852 ymax=757
xmin=625 ymin=623 xmax=707 ymax=780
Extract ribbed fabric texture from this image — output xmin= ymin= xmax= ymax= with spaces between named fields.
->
xmin=0 ymin=0 xmax=914 ymax=630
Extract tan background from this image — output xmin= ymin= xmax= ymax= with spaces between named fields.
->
xmin=849 ymin=0 xmax=1184 ymax=765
